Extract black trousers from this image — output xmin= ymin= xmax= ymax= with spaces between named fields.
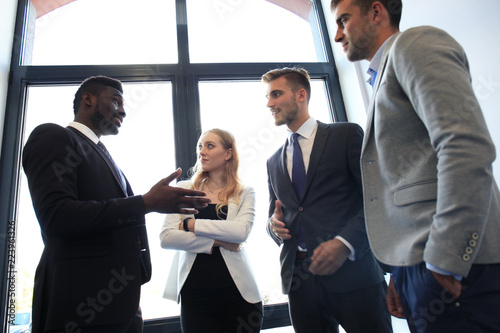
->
xmin=287 ymin=256 xmax=392 ymax=333
xmin=180 ymin=286 xmax=263 ymax=333
xmin=46 ymin=307 xmax=143 ymax=333
xmin=392 ymin=263 xmax=500 ymax=333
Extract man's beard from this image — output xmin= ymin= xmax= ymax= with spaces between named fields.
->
xmin=91 ymin=106 xmax=118 ymax=135
xmin=276 ymin=100 xmax=299 ymax=127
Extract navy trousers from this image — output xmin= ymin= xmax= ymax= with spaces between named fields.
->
xmin=288 ymin=256 xmax=392 ymax=333
xmin=392 ymin=263 xmax=500 ymax=333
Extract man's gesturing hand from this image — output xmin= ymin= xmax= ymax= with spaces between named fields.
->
xmin=143 ymin=168 xmax=210 ymax=214
xmin=270 ymin=200 xmax=291 ymax=241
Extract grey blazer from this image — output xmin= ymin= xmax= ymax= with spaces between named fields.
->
xmin=361 ymin=26 xmax=500 ymax=277
xmin=267 ymin=121 xmax=384 ymax=294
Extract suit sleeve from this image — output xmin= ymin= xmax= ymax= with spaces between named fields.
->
xmin=335 ymin=124 xmax=370 ymax=257
xmin=22 ymin=124 xmax=146 ymax=238
xmin=393 ymin=27 xmax=496 ymax=276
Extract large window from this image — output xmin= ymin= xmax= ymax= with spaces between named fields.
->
xmin=1 ymin=0 xmax=345 ymax=331
xmin=28 ymin=0 xmax=178 ymax=65
xmin=186 ymin=0 xmax=324 ymax=63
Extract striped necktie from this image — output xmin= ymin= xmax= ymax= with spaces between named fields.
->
xmin=97 ymin=141 xmax=127 ymax=193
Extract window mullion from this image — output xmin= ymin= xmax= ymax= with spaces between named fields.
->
xmin=173 ymin=0 xmax=201 ymax=177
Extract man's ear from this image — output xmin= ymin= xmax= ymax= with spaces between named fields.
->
xmin=296 ymin=88 xmax=307 ymax=103
xmin=82 ymin=92 xmax=95 ymax=107
xmin=372 ymin=1 xmax=384 ymax=23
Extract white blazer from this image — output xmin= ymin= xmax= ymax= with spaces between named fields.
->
xmin=159 ymin=180 xmax=262 ymax=304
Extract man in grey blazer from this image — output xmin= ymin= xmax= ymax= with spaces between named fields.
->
xmin=263 ymin=67 xmax=391 ymax=333
xmin=332 ymin=1 xmax=500 ymax=332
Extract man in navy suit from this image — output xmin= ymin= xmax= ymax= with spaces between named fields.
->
xmin=22 ymin=76 xmax=209 ymax=333
xmin=263 ymin=67 xmax=391 ymax=333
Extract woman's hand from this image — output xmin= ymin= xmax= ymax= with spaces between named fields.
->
xmin=214 ymin=240 xmax=241 ymax=252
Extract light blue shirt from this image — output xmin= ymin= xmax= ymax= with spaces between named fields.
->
xmin=367 ymin=38 xmax=391 ymax=86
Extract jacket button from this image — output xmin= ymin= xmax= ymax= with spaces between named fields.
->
xmin=299 ymin=207 xmax=304 ymax=212
xmin=472 ymin=232 xmax=479 ymax=240
xmin=462 ymin=254 xmax=471 ymax=261
xmin=469 ymin=239 xmax=477 ymax=247
xmin=465 ymin=247 xmax=473 ymax=254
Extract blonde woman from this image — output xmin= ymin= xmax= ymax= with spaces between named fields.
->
xmin=160 ymin=128 xmax=262 ymax=332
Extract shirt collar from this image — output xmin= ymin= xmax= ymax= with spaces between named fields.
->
xmin=368 ymin=37 xmax=392 ymax=74
xmin=288 ymin=117 xmax=317 ymax=142
xmin=68 ymin=121 xmax=100 ymax=144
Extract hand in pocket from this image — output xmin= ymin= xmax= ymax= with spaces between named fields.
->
xmin=430 ymin=270 xmax=462 ymax=299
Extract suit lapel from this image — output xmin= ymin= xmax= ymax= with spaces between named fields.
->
xmin=305 ymin=122 xmax=328 ymax=198
xmin=96 ymin=146 xmax=129 ymax=196
xmin=68 ymin=127 xmax=129 ymax=196
xmin=362 ymin=32 xmax=400 ymax=156
xmin=278 ymin=139 xmax=300 ymax=203
xmin=275 ymin=122 xmax=327 ymax=203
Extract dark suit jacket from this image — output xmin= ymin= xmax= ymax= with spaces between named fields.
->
xmin=267 ymin=121 xmax=384 ymax=294
xmin=22 ymin=123 xmax=151 ymax=332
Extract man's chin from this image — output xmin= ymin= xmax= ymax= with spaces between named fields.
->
xmin=101 ymin=127 xmax=119 ymax=136
xmin=275 ymin=119 xmax=286 ymax=127
xmin=97 ymin=119 xmax=120 ymax=136
xmin=347 ymin=50 xmax=367 ymax=62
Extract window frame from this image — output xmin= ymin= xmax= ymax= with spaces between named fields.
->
xmin=0 ymin=0 xmax=346 ymax=331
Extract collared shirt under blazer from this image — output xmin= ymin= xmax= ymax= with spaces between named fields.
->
xmin=361 ymin=26 xmax=500 ymax=278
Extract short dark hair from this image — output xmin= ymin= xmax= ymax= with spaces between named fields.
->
xmin=73 ymin=76 xmax=123 ymax=115
xmin=331 ymin=0 xmax=402 ymax=29
xmin=261 ymin=67 xmax=311 ymax=103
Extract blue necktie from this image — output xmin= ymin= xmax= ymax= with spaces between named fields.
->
xmin=97 ymin=141 xmax=127 ymax=193
xmin=369 ymin=69 xmax=378 ymax=87
xmin=291 ymin=133 xmax=306 ymax=248
xmin=292 ymin=133 xmax=306 ymax=198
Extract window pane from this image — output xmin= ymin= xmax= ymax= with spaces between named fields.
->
xmin=15 ymin=82 xmax=177 ymax=327
xmin=198 ymin=80 xmax=332 ymax=305
xmin=27 ymin=0 xmax=177 ymax=65
xmin=187 ymin=0 xmax=325 ymax=63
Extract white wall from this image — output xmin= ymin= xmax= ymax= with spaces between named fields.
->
xmin=0 ymin=0 xmax=18 ymax=155
xmin=322 ymin=0 xmax=500 ymax=178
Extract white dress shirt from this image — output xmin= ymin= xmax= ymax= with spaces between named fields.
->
xmin=68 ymin=121 xmax=99 ymax=144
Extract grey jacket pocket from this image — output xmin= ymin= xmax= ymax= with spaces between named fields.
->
xmin=394 ymin=181 xmax=437 ymax=206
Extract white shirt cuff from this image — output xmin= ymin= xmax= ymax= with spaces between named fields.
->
xmin=335 ymin=236 xmax=355 ymax=261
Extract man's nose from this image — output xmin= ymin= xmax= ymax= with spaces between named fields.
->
xmin=334 ymin=27 xmax=344 ymax=43
xmin=266 ymin=98 xmax=273 ymax=108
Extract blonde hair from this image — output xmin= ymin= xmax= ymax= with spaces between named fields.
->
xmin=190 ymin=128 xmax=243 ymax=216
